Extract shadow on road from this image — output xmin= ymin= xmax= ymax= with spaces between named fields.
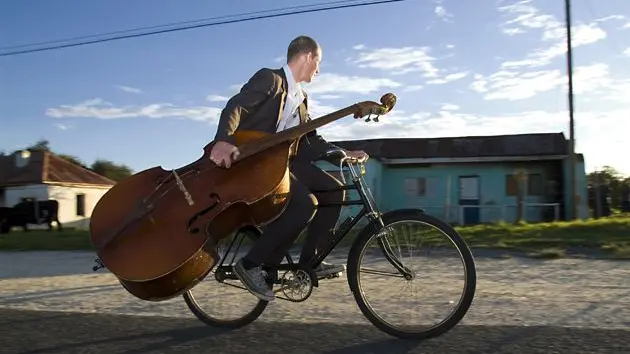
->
xmin=1 ymin=308 xmax=628 ymax=354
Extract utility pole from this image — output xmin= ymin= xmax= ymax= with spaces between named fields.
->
xmin=564 ymin=0 xmax=577 ymax=220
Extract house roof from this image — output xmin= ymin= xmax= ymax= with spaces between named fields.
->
xmin=330 ymin=132 xmax=572 ymax=160
xmin=0 ymin=150 xmax=116 ymax=187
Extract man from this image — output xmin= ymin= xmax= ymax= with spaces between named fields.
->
xmin=209 ymin=35 xmax=368 ymax=302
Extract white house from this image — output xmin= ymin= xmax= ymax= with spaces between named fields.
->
xmin=0 ymin=149 xmax=116 ymax=229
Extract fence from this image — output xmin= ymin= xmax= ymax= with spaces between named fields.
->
xmin=409 ymin=203 xmax=561 ymax=225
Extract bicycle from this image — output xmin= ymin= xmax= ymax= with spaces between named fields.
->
xmin=181 ymin=148 xmax=477 ymax=340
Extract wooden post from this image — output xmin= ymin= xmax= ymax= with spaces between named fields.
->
xmin=564 ymin=0 xmax=578 ymax=219
xmin=515 ymin=170 xmax=527 ymax=223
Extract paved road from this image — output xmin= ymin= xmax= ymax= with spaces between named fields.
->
xmin=2 ymin=307 xmax=629 ymax=354
xmin=1 ymin=251 xmax=629 ymax=353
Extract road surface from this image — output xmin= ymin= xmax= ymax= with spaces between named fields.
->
xmin=1 ymin=250 xmax=628 ymax=353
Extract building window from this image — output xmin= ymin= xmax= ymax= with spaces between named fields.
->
xmin=404 ymin=177 xmax=426 ymax=197
xmin=506 ymin=175 xmax=518 ymax=196
xmin=76 ymin=194 xmax=86 ymax=216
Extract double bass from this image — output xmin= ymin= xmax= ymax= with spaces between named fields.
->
xmin=89 ymin=93 xmax=397 ymax=301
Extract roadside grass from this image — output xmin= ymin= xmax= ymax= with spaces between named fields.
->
xmin=1 ymin=215 xmax=628 ymax=259
xmin=0 ymin=228 xmax=93 ymax=251
xmin=453 ymin=216 xmax=630 ymax=259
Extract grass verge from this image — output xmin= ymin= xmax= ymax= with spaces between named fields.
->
xmin=453 ymin=215 xmax=630 ymax=259
xmin=1 ymin=215 xmax=628 ymax=259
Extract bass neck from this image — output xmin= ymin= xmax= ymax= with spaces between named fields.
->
xmin=236 ymin=104 xmax=360 ymax=161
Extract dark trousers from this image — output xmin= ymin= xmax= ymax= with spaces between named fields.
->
xmin=245 ymin=155 xmax=345 ymax=267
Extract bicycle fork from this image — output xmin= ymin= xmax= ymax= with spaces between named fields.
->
xmin=347 ymin=161 xmax=414 ymax=280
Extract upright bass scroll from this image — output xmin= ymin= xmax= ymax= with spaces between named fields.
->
xmin=88 ymin=93 xmax=398 ymax=302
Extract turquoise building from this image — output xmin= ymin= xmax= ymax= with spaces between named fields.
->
xmin=316 ymin=132 xmax=588 ymax=226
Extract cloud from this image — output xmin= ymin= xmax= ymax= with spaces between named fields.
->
xmin=317 ymin=94 xmax=342 ymax=100
xmin=441 ymin=104 xmax=460 ymax=111
xmin=497 ymin=0 xmax=606 ymax=68
xmin=426 ymin=71 xmax=470 ymax=85
xmin=593 ymin=15 xmax=625 ymax=23
xmin=304 ymin=72 xmax=401 ymax=95
xmin=115 ymin=85 xmax=143 ymax=94
xmin=206 ymin=94 xmax=229 ymax=102
xmin=308 ymin=98 xmax=339 ymax=118
xmin=434 ymin=5 xmax=453 ymax=22
xmin=502 ymin=27 xmax=526 ymax=36
xmin=46 ymin=98 xmax=221 ymax=123
xmin=347 ymin=45 xmax=469 ymax=88
xmin=54 ymin=123 xmax=73 ymax=130
xmin=623 ymin=47 xmax=630 ymax=57
xmin=403 ymin=85 xmax=424 ymax=92
xmin=316 ymin=107 xmax=630 ymax=173
xmin=348 ymin=46 xmax=440 ymax=77
xmin=470 ymin=69 xmax=563 ymax=100
xmin=470 ymin=62 xmax=616 ymax=101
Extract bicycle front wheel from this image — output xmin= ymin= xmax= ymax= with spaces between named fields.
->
xmin=347 ymin=209 xmax=476 ymax=340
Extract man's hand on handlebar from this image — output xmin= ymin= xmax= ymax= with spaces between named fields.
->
xmin=345 ymin=150 xmax=369 ymax=163
xmin=210 ymin=141 xmax=240 ymax=168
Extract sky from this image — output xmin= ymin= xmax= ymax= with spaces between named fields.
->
xmin=1 ymin=0 xmax=629 ymax=176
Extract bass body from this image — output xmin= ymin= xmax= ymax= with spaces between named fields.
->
xmin=89 ymin=130 xmax=292 ymax=301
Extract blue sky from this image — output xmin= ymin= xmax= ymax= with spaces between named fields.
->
xmin=1 ymin=0 xmax=629 ymax=175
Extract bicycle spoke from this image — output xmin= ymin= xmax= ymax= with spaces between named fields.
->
xmin=359 ymin=267 xmax=406 ymax=278
xmin=347 ymin=211 xmax=476 ymax=340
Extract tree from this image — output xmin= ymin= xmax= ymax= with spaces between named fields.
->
xmin=90 ymin=159 xmax=133 ymax=182
xmin=57 ymin=154 xmax=88 ymax=169
xmin=26 ymin=139 xmax=51 ymax=151
xmin=12 ymin=139 xmax=134 ymax=182
xmin=588 ymin=166 xmax=630 ymax=209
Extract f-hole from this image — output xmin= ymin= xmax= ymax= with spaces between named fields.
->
xmin=187 ymin=193 xmax=221 ymax=233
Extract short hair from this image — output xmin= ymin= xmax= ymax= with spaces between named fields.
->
xmin=287 ymin=35 xmax=320 ymax=63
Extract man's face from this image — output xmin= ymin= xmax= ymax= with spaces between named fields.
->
xmin=304 ymin=48 xmax=321 ymax=83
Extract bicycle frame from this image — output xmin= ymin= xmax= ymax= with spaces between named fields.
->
xmin=214 ymin=149 xmax=413 ymax=285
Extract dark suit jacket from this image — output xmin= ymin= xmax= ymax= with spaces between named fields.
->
xmin=214 ymin=67 xmax=342 ymax=165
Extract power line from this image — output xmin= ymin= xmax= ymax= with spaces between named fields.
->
xmin=0 ymin=0 xmax=406 ymax=57
xmin=0 ymin=0 xmax=365 ymax=51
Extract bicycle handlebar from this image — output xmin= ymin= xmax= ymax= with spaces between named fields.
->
xmin=321 ymin=148 xmax=368 ymax=183
xmin=322 ymin=148 xmax=368 ymax=164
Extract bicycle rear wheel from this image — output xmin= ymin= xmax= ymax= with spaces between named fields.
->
xmin=182 ymin=228 xmax=272 ymax=328
xmin=347 ymin=209 xmax=476 ymax=340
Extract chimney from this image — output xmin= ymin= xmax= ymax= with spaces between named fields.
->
xmin=15 ymin=150 xmax=31 ymax=168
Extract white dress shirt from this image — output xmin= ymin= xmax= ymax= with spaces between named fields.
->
xmin=276 ymin=65 xmax=305 ymax=132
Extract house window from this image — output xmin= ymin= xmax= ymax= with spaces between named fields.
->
xmin=76 ymin=194 xmax=86 ymax=216
xmin=404 ymin=177 xmax=426 ymax=197
xmin=506 ymin=174 xmax=518 ymax=196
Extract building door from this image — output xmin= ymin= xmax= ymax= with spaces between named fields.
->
xmin=459 ymin=175 xmax=480 ymax=225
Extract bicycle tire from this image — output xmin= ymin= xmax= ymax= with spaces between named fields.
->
xmin=182 ymin=228 xmax=271 ymax=328
xmin=346 ymin=209 xmax=477 ymax=340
